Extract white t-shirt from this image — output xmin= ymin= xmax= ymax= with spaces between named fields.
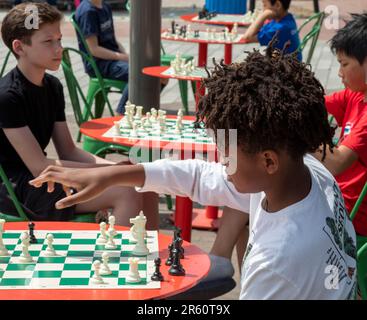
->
xmin=138 ymin=154 xmax=357 ymax=299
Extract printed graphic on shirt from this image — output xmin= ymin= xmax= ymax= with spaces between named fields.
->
xmin=323 ymin=182 xmax=356 ymax=286
xmin=343 ymin=122 xmax=352 ymax=137
xmin=100 ymin=19 xmax=112 ymax=32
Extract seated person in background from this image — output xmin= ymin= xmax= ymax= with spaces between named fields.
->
xmin=31 ymin=41 xmax=357 ymax=299
xmin=0 ymin=2 xmax=158 ymax=228
xmin=243 ymin=0 xmax=302 ymax=61
xmin=75 ymin=0 xmax=167 ymax=115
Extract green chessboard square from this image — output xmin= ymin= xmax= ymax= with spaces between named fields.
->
xmin=6 ymin=264 xmax=36 ymax=271
xmin=41 ymin=244 xmax=69 ymax=251
xmin=95 ymin=245 xmax=105 ymax=250
xmin=120 ymin=251 xmax=133 ymax=257
xmin=52 ymin=233 xmax=72 ymax=239
xmin=37 ymin=256 xmax=66 ymax=264
xmin=99 ymin=270 xmax=118 ymax=278
xmin=0 ymin=278 xmax=32 ymax=286
xmin=63 ymin=263 xmax=91 ymax=271
xmin=92 ymin=256 xmax=120 ymax=264
xmin=5 ymin=244 xmax=16 ymax=250
xmin=118 ymin=278 xmax=147 ymax=286
xmin=0 ymin=257 xmax=11 ymax=264
xmin=67 ymin=250 xmax=94 ymax=257
xmin=59 ymin=278 xmax=89 ymax=286
xmin=0 ymin=271 xmax=4 ymax=278
xmin=2 ymin=233 xmax=20 ymax=239
xmin=70 ymin=239 xmax=96 ymax=245
xmin=119 ymin=263 xmax=146 ymax=271
xmin=12 ymin=250 xmax=40 ymax=257
xmin=33 ymin=270 xmax=62 ymax=278
xmin=121 ymin=239 xmax=130 ymax=245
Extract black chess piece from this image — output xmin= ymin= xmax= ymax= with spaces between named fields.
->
xmin=168 ymin=243 xmax=185 ymax=276
xmin=165 ymin=243 xmax=173 ymax=266
xmin=171 ymin=20 xmax=175 ymax=34
xmin=151 ymin=257 xmax=164 ymax=281
xmin=174 ymin=228 xmax=184 ymax=259
xmin=28 ymin=222 xmax=37 ymax=244
xmin=194 ymin=30 xmax=200 ymax=38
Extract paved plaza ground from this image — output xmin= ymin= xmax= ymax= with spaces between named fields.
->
xmin=0 ymin=0 xmax=366 ymax=299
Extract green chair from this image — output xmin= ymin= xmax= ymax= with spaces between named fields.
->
xmin=0 ymin=50 xmax=11 ymax=78
xmin=297 ymin=11 xmax=326 ymax=65
xmin=349 ymin=181 xmax=367 ymax=300
xmin=62 ymin=47 xmax=130 ymax=158
xmin=125 ymin=0 xmax=195 ymax=115
xmin=0 ymin=164 xmax=95 ymax=223
xmin=70 ymin=13 xmax=127 ymax=142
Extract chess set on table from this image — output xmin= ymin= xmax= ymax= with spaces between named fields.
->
xmin=163 ymin=52 xmax=208 ymax=78
xmin=162 ymin=21 xmax=244 ymax=43
xmin=0 ymin=213 xmax=186 ymax=290
xmin=193 ymin=10 xmax=261 ymax=24
xmin=103 ymin=104 xmax=214 ymax=144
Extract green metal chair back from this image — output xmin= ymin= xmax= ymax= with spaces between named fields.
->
xmin=0 ymin=164 xmax=95 ymax=222
xmin=297 ymin=11 xmax=326 ymax=65
xmin=0 ymin=50 xmax=11 ymax=78
xmin=349 ymin=180 xmax=367 ymax=300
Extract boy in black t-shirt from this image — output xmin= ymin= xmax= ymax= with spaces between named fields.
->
xmin=0 ymin=2 xmax=158 ymax=227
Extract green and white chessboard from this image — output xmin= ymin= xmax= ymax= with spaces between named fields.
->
xmin=103 ymin=118 xmax=215 ymax=144
xmin=161 ymin=66 xmax=207 ymax=79
xmin=163 ymin=30 xmax=244 ymax=43
xmin=192 ymin=13 xmax=253 ymax=24
xmin=0 ymin=230 xmax=160 ymax=289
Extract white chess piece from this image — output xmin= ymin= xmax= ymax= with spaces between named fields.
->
xmin=130 ymin=122 xmax=139 ymax=138
xmin=130 ymin=212 xmax=149 ymax=256
xmin=19 ymin=232 xmax=33 ymax=263
xmin=174 ymin=120 xmax=182 ymax=134
xmin=113 ymin=121 xmax=121 ymax=135
xmin=97 ymin=222 xmax=108 ymax=244
xmin=0 ymin=219 xmax=9 ymax=256
xmin=108 ymin=215 xmax=117 ymax=236
xmin=100 ymin=252 xmax=112 ymax=276
xmin=126 ymin=257 xmax=141 ymax=283
xmin=91 ymin=260 xmax=104 ymax=284
xmin=134 ymin=106 xmax=143 ymax=120
xmin=105 ymin=229 xmax=117 ymax=250
xmin=44 ymin=233 xmax=57 ymax=256
xmin=121 ymin=111 xmax=132 ymax=129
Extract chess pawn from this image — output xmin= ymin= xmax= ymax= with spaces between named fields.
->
xmin=121 ymin=111 xmax=132 ymax=129
xmin=44 ymin=233 xmax=57 ymax=257
xmin=151 ymin=257 xmax=164 ymax=281
xmin=144 ymin=112 xmax=152 ymax=128
xmin=151 ymin=109 xmax=158 ymax=122
xmin=100 ymin=252 xmax=112 ymax=276
xmin=130 ymin=122 xmax=139 ymax=138
xmin=126 ymin=257 xmax=141 ymax=283
xmin=108 ymin=215 xmax=117 ymax=237
xmin=0 ymin=219 xmax=9 ymax=256
xmin=113 ymin=121 xmax=121 ymax=135
xmin=91 ymin=260 xmax=104 ymax=284
xmin=97 ymin=222 xmax=108 ymax=244
xmin=174 ymin=120 xmax=182 ymax=134
xmin=19 ymin=231 xmax=33 ymax=262
xmin=105 ymin=229 xmax=117 ymax=250
xmin=177 ymin=109 xmax=184 ymax=118
xmin=134 ymin=106 xmax=143 ymax=120
xmin=129 ymin=104 xmax=136 ymax=117
xmin=168 ymin=247 xmax=186 ymax=276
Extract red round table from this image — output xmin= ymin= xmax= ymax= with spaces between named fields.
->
xmin=0 ymin=222 xmax=210 ymax=300
xmin=80 ymin=116 xmax=222 ymax=241
xmin=181 ymin=13 xmax=251 ymax=29
xmin=142 ymin=66 xmax=206 ymax=108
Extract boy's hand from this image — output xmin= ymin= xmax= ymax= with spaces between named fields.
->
xmin=29 ymin=166 xmax=109 ymax=209
xmin=261 ymin=9 xmax=275 ymax=20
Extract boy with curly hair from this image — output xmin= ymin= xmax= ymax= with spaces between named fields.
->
xmin=30 ymin=43 xmax=356 ymax=299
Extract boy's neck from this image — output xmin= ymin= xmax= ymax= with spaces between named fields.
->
xmin=263 ymin=158 xmax=311 ymax=213
xmin=17 ymin=60 xmax=45 ymax=87
xmin=90 ymin=0 xmax=103 ymax=8
xmin=275 ymin=10 xmax=288 ymax=22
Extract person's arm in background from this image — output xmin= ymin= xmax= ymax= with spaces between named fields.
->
xmin=243 ymin=9 xmax=274 ymax=42
xmin=86 ymin=35 xmax=128 ymax=61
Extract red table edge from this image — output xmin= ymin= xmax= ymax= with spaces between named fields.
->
xmin=0 ymin=222 xmax=210 ymax=300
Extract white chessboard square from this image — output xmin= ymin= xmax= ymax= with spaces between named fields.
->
xmin=30 ymin=278 xmax=61 ymax=287
xmin=33 ymin=264 xmax=64 ymax=271
xmin=68 ymin=244 xmax=96 ymax=251
xmin=0 ymin=263 xmax=7 ymax=270
xmin=3 ymin=270 xmax=34 ymax=278
xmin=3 ymin=238 xmax=19 ymax=245
xmin=39 ymin=251 xmax=68 ymax=258
xmin=61 ymin=270 xmax=91 ymax=278
xmin=71 ymin=232 xmax=99 ymax=239
xmin=50 ymin=238 xmax=72 ymax=245
xmin=64 ymin=257 xmax=93 ymax=264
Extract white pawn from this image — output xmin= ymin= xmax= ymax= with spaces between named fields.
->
xmin=113 ymin=121 xmax=121 ymax=135
xmin=108 ymin=215 xmax=117 ymax=236
xmin=0 ymin=219 xmax=9 ymax=256
xmin=174 ymin=120 xmax=182 ymax=134
xmin=177 ymin=109 xmax=184 ymax=118
xmin=91 ymin=260 xmax=104 ymax=284
xmin=134 ymin=106 xmax=144 ymax=120
xmin=105 ymin=229 xmax=117 ymax=250
xmin=130 ymin=122 xmax=139 ymax=138
xmin=19 ymin=232 xmax=33 ymax=263
xmin=97 ymin=222 xmax=108 ymax=244
xmin=44 ymin=233 xmax=56 ymax=257
xmin=100 ymin=252 xmax=112 ymax=276
xmin=126 ymin=257 xmax=141 ymax=283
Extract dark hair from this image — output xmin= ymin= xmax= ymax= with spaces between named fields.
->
xmin=270 ymin=0 xmax=291 ymax=11
xmin=196 ymin=39 xmax=334 ymax=161
xmin=1 ymin=2 xmax=63 ymax=58
xmin=330 ymin=13 xmax=367 ymax=65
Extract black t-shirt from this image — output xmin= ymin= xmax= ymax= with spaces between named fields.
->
xmin=0 ymin=67 xmax=66 ymax=171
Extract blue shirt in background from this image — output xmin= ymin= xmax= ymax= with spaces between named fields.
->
xmin=75 ymin=0 xmax=120 ymax=74
xmin=258 ymin=13 xmax=302 ymax=61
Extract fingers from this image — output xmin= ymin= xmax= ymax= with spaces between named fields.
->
xmin=29 ymin=166 xmax=67 ymax=188
xmin=55 ymin=188 xmax=92 ymax=209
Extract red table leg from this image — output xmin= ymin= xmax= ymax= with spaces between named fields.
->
xmin=174 ymin=196 xmax=193 ymax=242
xmin=224 ymin=44 xmax=233 ymax=65
xmin=198 ymin=43 xmax=208 ymax=67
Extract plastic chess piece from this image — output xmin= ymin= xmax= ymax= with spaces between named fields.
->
xmin=105 ymin=229 xmax=117 ymax=250
xmin=165 ymin=243 xmax=173 ymax=266
xmin=44 ymin=233 xmax=56 ymax=256
xmin=100 ymin=252 xmax=112 ymax=276
xmin=97 ymin=222 xmax=108 ymax=244
xmin=0 ymin=219 xmax=9 ymax=256
xmin=108 ymin=215 xmax=117 ymax=236
xmin=151 ymin=257 xmax=164 ymax=281
xmin=91 ymin=260 xmax=104 ymax=284
xmin=126 ymin=257 xmax=141 ymax=283
xmin=168 ymin=245 xmax=186 ymax=276
xmin=19 ymin=232 xmax=33 ymax=263
xmin=28 ymin=222 xmax=37 ymax=244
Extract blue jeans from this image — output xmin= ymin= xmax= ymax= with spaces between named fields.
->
xmin=91 ymin=60 xmax=129 ymax=115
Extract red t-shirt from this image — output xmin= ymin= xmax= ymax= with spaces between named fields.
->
xmin=326 ymin=88 xmax=367 ymax=235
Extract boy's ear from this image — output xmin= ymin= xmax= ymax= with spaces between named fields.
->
xmin=12 ymin=39 xmax=25 ymax=57
xmin=260 ymin=150 xmax=279 ymax=175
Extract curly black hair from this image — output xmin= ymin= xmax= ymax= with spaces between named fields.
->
xmin=196 ymin=39 xmax=334 ymax=161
